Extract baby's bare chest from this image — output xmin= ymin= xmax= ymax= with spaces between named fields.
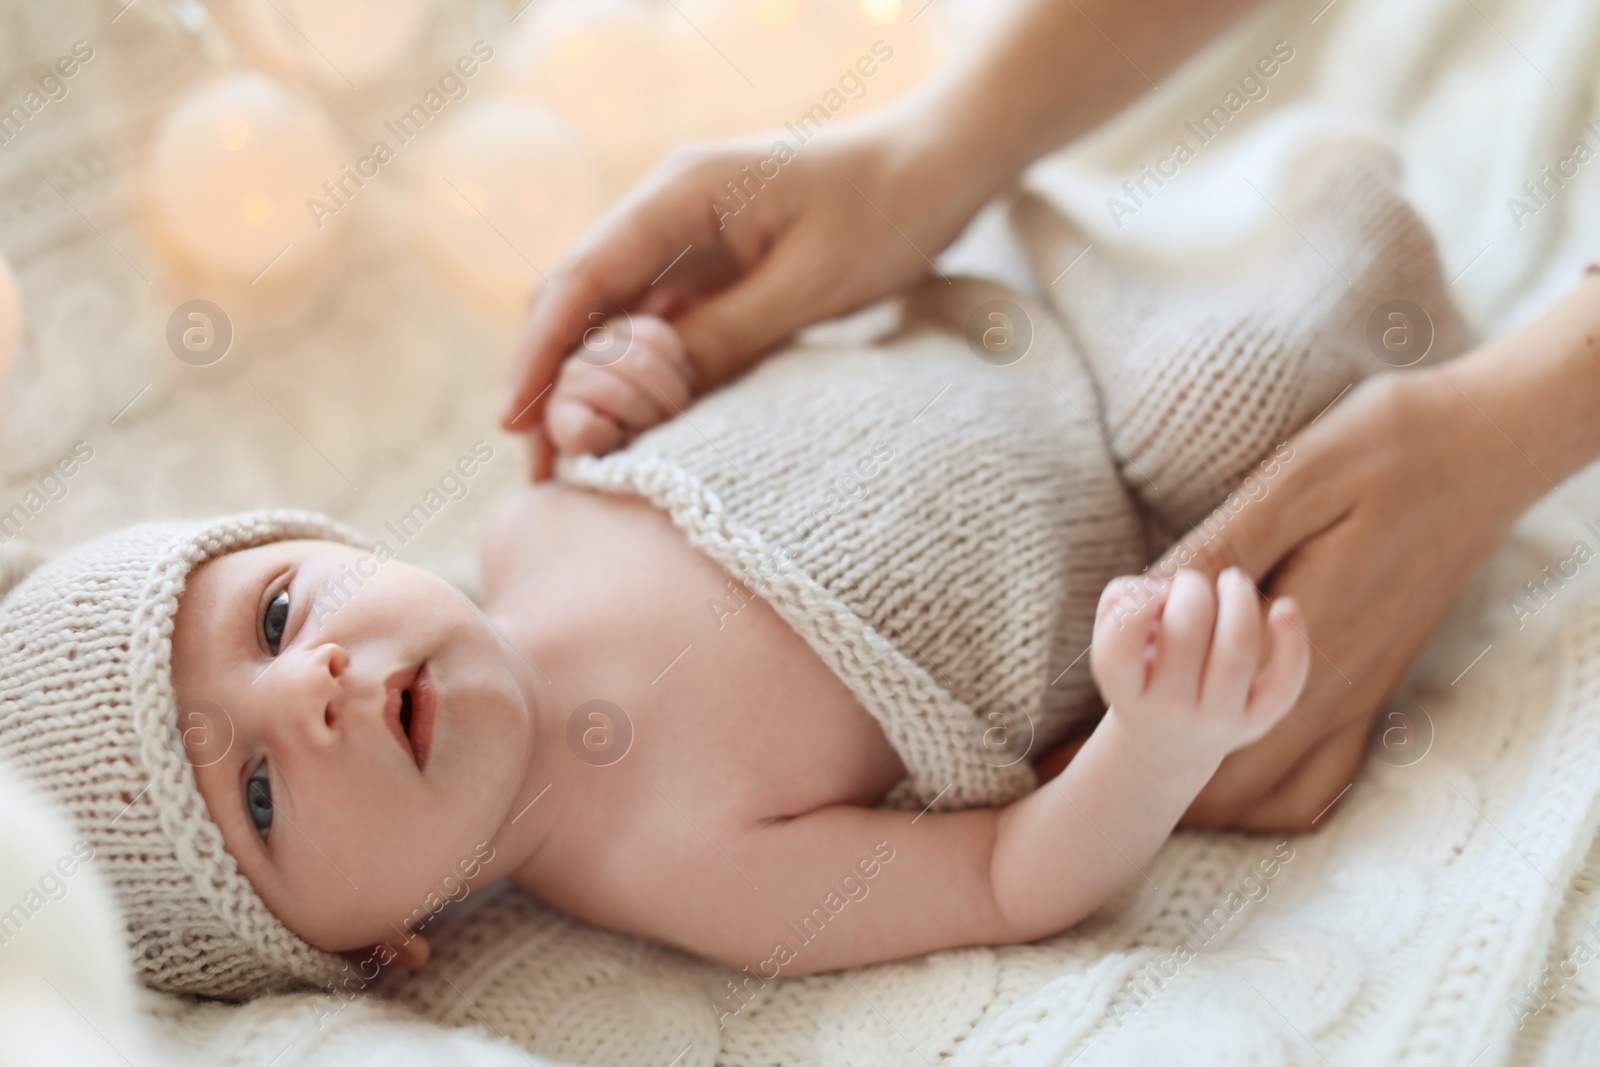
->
xmin=485 ymin=486 xmax=906 ymax=829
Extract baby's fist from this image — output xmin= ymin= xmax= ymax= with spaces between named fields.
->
xmin=545 ymin=314 xmax=696 ymax=458
xmin=1091 ymin=568 xmax=1310 ymax=762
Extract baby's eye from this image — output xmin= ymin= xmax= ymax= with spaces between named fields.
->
xmin=262 ymin=589 xmax=290 ymax=655
xmin=245 ymin=762 xmax=273 ymax=840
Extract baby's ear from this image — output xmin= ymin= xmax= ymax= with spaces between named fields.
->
xmin=389 ymin=933 xmax=431 ymax=970
xmin=342 ymin=931 xmax=431 ymax=972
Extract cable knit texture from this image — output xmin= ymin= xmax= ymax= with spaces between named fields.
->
xmin=0 ymin=511 xmax=368 ymax=999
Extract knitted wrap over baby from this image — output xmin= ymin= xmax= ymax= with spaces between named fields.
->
xmin=559 ymin=152 xmax=1471 ymax=812
xmin=561 ymin=280 xmax=1147 ymax=809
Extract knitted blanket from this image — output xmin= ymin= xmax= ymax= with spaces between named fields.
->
xmin=6 ymin=1 xmax=1600 ymax=1066
xmin=9 ymin=512 xmax=1600 ymax=1067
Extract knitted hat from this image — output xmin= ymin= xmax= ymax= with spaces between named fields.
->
xmin=0 ymin=511 xmax=370 ymax=999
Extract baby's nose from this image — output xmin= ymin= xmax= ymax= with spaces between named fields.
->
xmin=279 ymin=642 xmax=351 ymax=745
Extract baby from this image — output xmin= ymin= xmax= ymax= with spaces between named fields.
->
xmin=0 ymin=158 xmax=1464 ymax=998
xmin=0 ymin=297 xmax=1308 ymax=1000
xmin=169 ymin=319 xmax=1309 ymax=984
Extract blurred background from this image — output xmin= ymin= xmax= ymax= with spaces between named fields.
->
xmin=0 ymin=0 xmax=964 ymax=592
xmin=0 ymin=0 xmax=1596 ymax=591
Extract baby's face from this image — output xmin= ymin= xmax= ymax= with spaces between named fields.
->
xmin=171 ymin=539 xmax=536 ymax=955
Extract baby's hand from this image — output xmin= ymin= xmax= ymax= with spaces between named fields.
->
xmin=1090 ymin=568 xmax=1310 ymax=766
xmin=543 ymin=314 xmax=697 ymax=458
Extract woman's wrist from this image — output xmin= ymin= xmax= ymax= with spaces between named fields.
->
xmin=880 ymin=0 xmax=1269 ymax=213
xmin=896 ymin=72 xmax=1041 ymax=208
xmin=846 ymin=81 xmax=1023 ymax=247
xmin=1442 ymin=275 xmax=1600 ymax=510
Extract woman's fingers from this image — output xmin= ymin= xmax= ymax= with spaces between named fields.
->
xmin=1245 ymin=597 xmax=1311 ymax=733
xmin=1153 ymin=441 xmax=1346 ymax=585
xmin=505 ymin=262 xmax=621 ymax=433
xmin=500 ymin=151 xmax=726 ymax=437
xmin=674 ymin=212 xmax=896 ymax=388
xmin=1228 ymin=718 xmax=1368 ymax=833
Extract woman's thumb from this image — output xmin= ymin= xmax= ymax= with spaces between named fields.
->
xmin=1152 ymin=470 xmax=1314 ymax=583
xmin=673 ymin=237 xmax=841 ymax=387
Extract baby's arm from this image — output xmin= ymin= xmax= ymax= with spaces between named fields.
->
xmin=609 ymin=569 xmax=1309 ymax=975
xmin=987 ymin=567 xmax=1307 ymax=936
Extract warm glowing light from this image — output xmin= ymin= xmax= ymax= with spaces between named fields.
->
xmin=414 ymin=101 xmax=609 ymax=309
xmin=556 ymin=28 xmax=597 ymax=64
xmin=229 ymin=0 xmax=437 ymax=87
xmin=861 ymin=0 xmax=902 ymax=24
xmin=516 ymin=187 xmax=551 ymax=221
xmin=219 ymin=115 xmax=251 ymax=151
xmin=452 ymin=181 xmax=487 ymax=216
xmin=504 ymin=0 xmax=700 ymax=186
xmin=756 ymin=0 xmax=798 ymax=27
xmin=144 ymin=73 xmax=348 ymax=282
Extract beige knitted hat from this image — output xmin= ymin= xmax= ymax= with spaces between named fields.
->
xmin=0 ymin=510 xmax=370 ymax=999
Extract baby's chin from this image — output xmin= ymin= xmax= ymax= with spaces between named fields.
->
xmin=291 ymin=840 xmax=499 ymax=956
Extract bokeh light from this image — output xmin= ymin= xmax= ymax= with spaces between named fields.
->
xmin=413 ymin=100 xmax=609 ymax=309
xmin=144 ymin=72 xmax=349 ymax=283
xmin=228 ymin=0 xmax=439 ymax=87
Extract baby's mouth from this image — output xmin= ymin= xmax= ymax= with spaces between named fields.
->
xmin=386 ymin=662 xmax=438 ymax=773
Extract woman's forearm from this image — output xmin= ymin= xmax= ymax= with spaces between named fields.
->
xmin=896 ymin=0 xmax=1268 ymax=213
xmin=1448 ymin=275 xmax=1600 ymax=511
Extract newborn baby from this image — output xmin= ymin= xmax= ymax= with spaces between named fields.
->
xmin=162 ymin=312 xmax=1308 ymax=986
xmin=0 ymin=157 xmax=1466 ymax=998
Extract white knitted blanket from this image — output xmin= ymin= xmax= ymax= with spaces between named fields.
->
xmin=6 ymin=1 xmax=1600 ymax=1066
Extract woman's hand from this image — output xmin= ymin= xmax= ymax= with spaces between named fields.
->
xmin=500 ymin=0 xmax=1268 ymax=479
xmin=500 ymin=111 xmax=995 ymax=479
xmin=1166 ymin=366 xmax=1545 ymax=832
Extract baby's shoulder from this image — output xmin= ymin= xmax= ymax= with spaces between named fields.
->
xmin=481 ymin=481 xmax=731 ymax=605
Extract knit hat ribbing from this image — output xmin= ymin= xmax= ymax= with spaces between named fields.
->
xmin=0 ymin=510 xmax=369 ymax=999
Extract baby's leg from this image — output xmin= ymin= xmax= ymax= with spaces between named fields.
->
xmin=1013 ymin=158 xmax=1473 ymax=547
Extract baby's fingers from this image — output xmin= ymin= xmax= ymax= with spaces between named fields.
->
xmin=546 ymin=395 xmax=625 ymax=457
xmin=1244 ymin=597 xmax=1312 ymax=733
xmin=553 ymin=356 xmax=664 ymax=434
xmin=1146 ymin=569 xmax=1217 ymax=708
xmin=606 ymin=316 xmax=696 ymax=419
xmin=1200 ymin=568 xmax=1261 ymax=712
xmin=1091 ymin=576 xmax=1166 ymax=706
